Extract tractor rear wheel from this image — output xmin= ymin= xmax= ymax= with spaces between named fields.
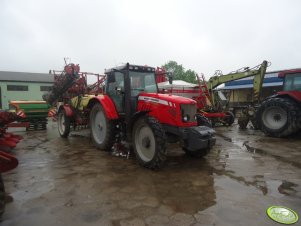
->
xmin=256 ymin=97 xmax=300 ymax=137
xmin=0 ymin=174 xmax=5 ymax=217
xmin=90 ymin=103 xmax=116 ymax=151
xmin=132 ymin=116 xmax=166 ymax=169
xmin=57 ymin=109 xmax=71 ymax=138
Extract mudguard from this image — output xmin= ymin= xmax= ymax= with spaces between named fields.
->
xmin=129 ymin=111 xmax=149 ymax=132
xmin=87 ymin=95 xmax=119 ymax=119
xmin=58 ymin=105 xmax=74 ymax=117
xmin=275 ymin=91 xmax=301 ymax=104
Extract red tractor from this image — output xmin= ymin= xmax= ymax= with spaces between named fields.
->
xmin=256 ymin=69 xmax=301 ymax=137
xmin=51 ymin=63 xmax=215 ymax=169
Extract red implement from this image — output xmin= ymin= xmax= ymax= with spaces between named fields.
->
xmin=0 ymin=151 xmax=18 ymax=173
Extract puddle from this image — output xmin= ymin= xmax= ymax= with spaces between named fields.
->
xmin=243 ymin=142 xmax=301 ymax=169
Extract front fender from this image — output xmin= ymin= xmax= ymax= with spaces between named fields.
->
xmin=87 ymin=95 xmax=119 ymax=119
xmin=58 ymin=105 xmax=74 ymax=117
xmin=129 ymin=111 xmax=150 ymax=133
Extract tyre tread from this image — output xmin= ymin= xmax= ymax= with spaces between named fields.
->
xmin=257 ymin=97 xmax=300 ymax=137
xmin=133 ymin=116 xmax=166 ymax=169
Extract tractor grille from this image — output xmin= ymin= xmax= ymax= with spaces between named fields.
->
xmin=180 ymin=104 xmax=197 ymax=122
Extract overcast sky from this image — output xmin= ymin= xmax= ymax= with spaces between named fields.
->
xmin=0 ymin=0 xmax=300 ymax=78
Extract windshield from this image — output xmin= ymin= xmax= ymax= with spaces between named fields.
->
xmin=283 ymin=73 xmax=301 ymax=91
xmin=129 ymin=71 xmax=158 ymax=96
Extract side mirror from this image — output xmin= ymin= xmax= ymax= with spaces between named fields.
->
xmin=167 ymin=72 xmax=173 ymax=84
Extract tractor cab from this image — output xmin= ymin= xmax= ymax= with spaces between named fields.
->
xmin=279 ymin=70 xmax=301 ymax=92
xmin=105 ymin=63 xmax=158 ymax=116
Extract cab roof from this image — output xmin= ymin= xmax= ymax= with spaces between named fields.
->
xmin=105 ymin=63 xmax=155 ymax=74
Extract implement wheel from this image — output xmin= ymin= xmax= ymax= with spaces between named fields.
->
xmin=57 ymin=109 xmax=71 ymax=138
xmin=196 ymin=114 xmax=212 ymax=127
xmin=224 ymin=111 xmax=235 ymax=126
xmin=256 ymin=97 xmax=300 ymax=137
xmin=0 ymin=174 xmax=5 ymax=217
xmin=90 ymin=103 xmax=116 ymax=151
xmin=132 ymin=116 xmax=166 ymax=169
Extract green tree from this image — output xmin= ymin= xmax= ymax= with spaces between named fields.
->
xmin=162 ymin=61 xmax=197 ymax=84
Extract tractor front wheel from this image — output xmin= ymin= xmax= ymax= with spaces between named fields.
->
xmin=90 ymin=103 xmax=116 ymax=151
xmin=256 ymin=97 xmax=300 ymax=137
xmin=57 ymin=109 xmax=71 ymax=138
xmin=132 ymin=116 xmax=166 ymax=169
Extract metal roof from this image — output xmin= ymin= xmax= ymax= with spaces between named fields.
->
xmin=222 ymin=82 xmax=283 ymax=90
xmin=223 ymin=71 xmax=283 ymax=90
xmin=157 ymin=80 xmax=199 ymax=88
xmin=0 ymin=71 xmax=54 ymax=83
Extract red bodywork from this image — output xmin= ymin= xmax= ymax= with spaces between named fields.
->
xmin=137 ymin=93 xmax=197 ymax=127
xmin=278 ymin=69 xmax=301 ymax=78
xmin=155 ymin=67 xmax=228 ymax=121
xmin=0 ymin=151 xmax=18 ymax=173
xmin=276 ymin=91 xmax=301 ymax=102
xmin=88 ymin=95 xmax=119 ymax=120
xmin=277 ymin=69 xmax=301 ymax=102
xmin=61 ymin=105 xmax=74 ymax=117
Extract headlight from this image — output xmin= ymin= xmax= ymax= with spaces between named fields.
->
xmin=183 ymin=115 xmax=190 ymax=122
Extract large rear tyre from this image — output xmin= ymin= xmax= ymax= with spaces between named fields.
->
xmin=256 ymin=97 xmax=300 ymax=137
xmin=0 ymin=174 xmax=5 ymax=217
xmin=90 ymin=103 xmax=116 ymax=151
xmin=57 ymin=109 xmax=71 ymax=138
xmin=132 ymin=116 xmax=166 ymax=169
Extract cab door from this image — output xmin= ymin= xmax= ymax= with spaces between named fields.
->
xmin=106 ymin=72 xmax=125 ymax=113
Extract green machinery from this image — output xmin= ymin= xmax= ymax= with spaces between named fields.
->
xmin=9 ymin=101 xmax=50 ymax=130
xmin=206 ymin=60 xmax=268 ymax=128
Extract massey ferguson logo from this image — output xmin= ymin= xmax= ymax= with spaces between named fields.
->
xmin=138 ymin=96 xmax=169 ymax=106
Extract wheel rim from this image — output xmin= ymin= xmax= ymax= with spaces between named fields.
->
xmin=58 ymin=113 xmax=65 ymax=135
xmin=135 ymin=124 xmax=156 ymax=162
xmin=91 ymin=108 xmax=107 ymax=144
xmin=262 ymin=106 xmax=287 ymax=130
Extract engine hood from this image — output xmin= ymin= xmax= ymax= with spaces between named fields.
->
xmin=139 ymin=93 xmax=196 ymax=105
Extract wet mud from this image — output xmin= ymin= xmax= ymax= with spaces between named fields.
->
xmin=1 ymin=122 xmax=300 ymax=226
